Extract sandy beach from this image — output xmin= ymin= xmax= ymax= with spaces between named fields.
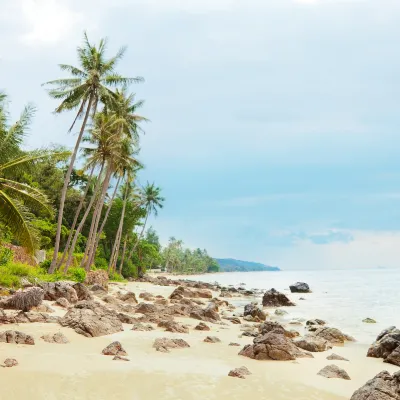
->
xmin=0 ymin=278 xmax=398 ymax=400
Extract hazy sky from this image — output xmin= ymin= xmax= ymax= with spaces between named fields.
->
xmin=1 ymin=0 xmax=400 ymax=270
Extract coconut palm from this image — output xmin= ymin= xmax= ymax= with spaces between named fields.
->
xmin=43 ymin=32 xmax=143 ymax=273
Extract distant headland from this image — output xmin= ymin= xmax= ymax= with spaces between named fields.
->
xmin=215 ymin=258 xmax=281 ymax=272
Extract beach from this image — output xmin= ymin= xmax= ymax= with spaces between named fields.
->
xmin=0 ymin=276 xmax=398 ymax=400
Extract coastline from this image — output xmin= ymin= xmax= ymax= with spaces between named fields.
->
xmin=0 ymin=277 xmax=397 ymax=400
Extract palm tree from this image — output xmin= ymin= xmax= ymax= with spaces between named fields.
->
xmin=43 ymin=32 xmax=143 ymax=273
xmin=127 ymin=182 xmax=164 ymax=269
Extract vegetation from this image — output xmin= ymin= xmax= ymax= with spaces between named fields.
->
xmin=215 ymin=258 xmax=280 ymax=272
xmin=0 ymin=32 xmax=219 ymax=288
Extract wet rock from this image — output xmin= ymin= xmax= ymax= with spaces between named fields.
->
xmin=3 ymin=358 xmax=18 ymax=367
xmin=102 ymin=341 xmax=128 ymax=356
xmin=59 ymin=301 xmax=123 ymax=337
xmin=239 ymin=331 xmax=313 ymax=361
xmin=367 ymin=326 xmax=400 ymax=367
xmin=289 ymin=282 xmax=311 ymax=293
xmin=327 ymin=353 xmax=349 ymax=361
xmin=275 ymin=309 xmax=288 ymax=316
xmin=55 ymin=297 xmax=70 ymax=308
xmin=228 ymin=366 xmax=252 ymax=379
xmin=262 ymin=288 xmax=295 ymax=307
xmin=294 ymin=336 xmax=332 ymax=352
xmin=312 ymin=327 xmax=355 ymax=345
xmin=363 ymin=318 xmax=377 ymax=324
xmin=41 ymin=332 xmax=69 ymax=344
xmin=194 ymin=322 xmax=210 ymax=331
xmin=131 ymin=322 xmax=154 ymax=331
xmin=244 ymin=302 xmax=267 ymax=321
xmin=350 ymin=371 xmax=400 ymax=400
xmin=158 ymin=320 xmax=189 ymax=334
xmin=204 ymin=336 xmax=221 ymax=343
xmin=0 ymin=330 xmax=35 ymax=345
xmin=41 ymin=282 xmax=78 ymax=304
xmin=317 ymin=364 xmax=351 ymax=380
xmin=153 ymin=338 xmax=190 ymax=352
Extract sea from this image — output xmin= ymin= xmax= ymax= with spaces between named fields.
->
xmin=184 ymin=268 xmax=400 ymax=345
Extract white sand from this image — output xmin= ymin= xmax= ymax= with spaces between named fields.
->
xmin=0 ymin=280 xmax=397 ymax=400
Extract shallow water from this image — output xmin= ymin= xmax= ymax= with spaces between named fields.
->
xmin=184 ymin=268 xmax=400 ymax=344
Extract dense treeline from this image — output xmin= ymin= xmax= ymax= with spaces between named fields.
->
xmin=0 ymin=33 xmax=218 ymax=287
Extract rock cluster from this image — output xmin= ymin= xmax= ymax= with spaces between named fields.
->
xmin=367 ymin=326 xmax=400 ymax=366
xmin=243 ymin=302 xmax=267 ymax=322
xmin=0 ymin=330 xmax=35 ymax=345
xmin=262 ymin=289 xmax=295 ymax=307
xmin=41 ymin=332 xmax=69 ymax=344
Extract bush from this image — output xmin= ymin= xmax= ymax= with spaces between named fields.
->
xmin=68 ymin=267 xmax=86 ymax=283
xmin=0 ymin=247 xmax=13 ymax=266
xmin=39 ymin=259 xmax=51 ymax=272
xmin=94 ymin=257 xmax=108 ymax=270
xmin=108 ymin=271 xmax=125 ymax=282
xmin=122 ymin=260 xmax=137 ymax=279
xmin=6 ymin=262 xmax=35 ymax=277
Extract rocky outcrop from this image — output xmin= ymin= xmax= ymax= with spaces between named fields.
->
xmin=85 ymin=270 xmax=108 ymax=289
xmin=0 ymin=330 xmax=35 ymax=345
xmin=158 ymin=320 xmax=189 ymax=334
xmin=204 ymin=336 xmax=221 ymax=343
xmin=350 ymin=371 xmax=400 ymax=400
xmin=228 ymin=366 xmax=252 ymax=379
xmin=327 ymin=353 xmax=349 ymax=361
xmin=41 ymin=282 xmax=78 ymax=304
xmin=0 ymin=287 xmax=44 ymax=311
xmin=194 ymin=322 xmax=210 ymax=331
xmin=318 ymin=364 xmax=350 ymax=380
xmin=102 ymin=341 xmax=127 ymax=356
xmin=169 ymin=286 xmax=212 ymax=301
xmin=239 ymin=331 xmax=313 ymax=361
xmin=153 ymin=338 xmax=190 ymax=353
xmin=367 ymin=326 xmax=400 ymax=367
xmin=59 ymin=301 xmax=123 ymax=337
xmin=3 ymin=358 xmax=18 ymax=367
xmin=294 ymin=336 xmax=332 ymax=352
xmin=41 ymin=332 xmax=69 ymax=344
xmin=262 ymin=289 xmax=295 ymax=307
xmin=311 ymin=327 xmax=355 ymax=345
xmin=289 ymin=282 xmax=311 ymax=293
xmin=243 ymin=303 xmax=267 ymax=321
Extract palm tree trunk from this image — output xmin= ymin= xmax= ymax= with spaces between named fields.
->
xmin=118 ymin=235 xmax=128 ymax=275
xmin=87 ymin=175 xmax=121 ymax=269
xmin=127 ymin=211 xmax=149 ymax=261
xmin=57 ymin=164 xmax=95 ymax=268
xmin=64 ymin=162 xmax=105 ymax=272
xmin=83 ymin=165 xmax=113 ymax=271
xmin=49 ymin=94 xmax=94 ymax=273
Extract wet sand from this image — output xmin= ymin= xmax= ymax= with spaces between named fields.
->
xmin=0 ymin=280 xmax=397 ymax=400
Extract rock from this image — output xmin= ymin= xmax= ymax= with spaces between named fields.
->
xmin=367 ymin=326 xmax=400 ymax=367
xmin=299 ymin=297 xmax=306 ymax=300
xmin=0 ymin=330 xmax=35 ymax=345
xmin=59 ymin=301 xmax=123 ymax=337
xmin=41 ymin=282 xmax=78 ymax=304
xmin=132 ymin=322 xmax=154 ymax=331
xmin=229 ymin=342 xmax=241 ymax=346
xmin=239 ymin=331 xmax=313 ymax=361
xmin=194 ymin=322 xmax=210 ymax=331
xmin=3 ymin=358 xmax=18 ymax=367
xmin=363 ymin=318 xmax=377 ymax=324
xmin=158 ymin=320 xmax=189 ymax=334
xmin=155 ymin=298 xmax=169 ymax=306
xmin=85 ymin=270 xmax=108 ymax=289
xmin=228 ymin=366 xmax=252 ymax=379
xmin=135 ymin=302 xmax=158 ymax=315
xmin=113 ymin=355 xmax=130 ymax=361
xmin=102 ymin=295 xmax=121 ymax=306
xmin=289 ymin=282 xmax=311 ymax=293
xmin=102 ymin=341 xmax=128 ymax=356
xmin=41 ymin=332 xmax=69 ymax=344
xmin=259 ymin=321 xmax=293 ymax=338
xmin=31 ymin=303 xmax=55 ymax=313
xmin=306 ymin=319 xmax=326 ymax=327
xmin=288 ymin=330 xmax=300 ymax=338
xmin=117 ymin=312 xmax=136 ymax=324
xmin=204 ymin=336 xmax=221 ymax=343
xmin=153 ymin=338 xmax=190 ymax=352
xmin=350 ymin=371 xmax=400 ymax=400
xmin=189 ymin=304 xmax=220 ymax=323
xmin=139 ymin=292 xmax=155 ymax=301
xmin=244 ymin=303 xmax=267 ymax=321
xmin=275 ymin=309 xmax=288 ymax=316
xmin=169 ymin=286 xmax=212 ymax=300
xmin=327 ymin=353 xmax=349 ymax=361
xmin=294 ymin=336 xmax=332 ymax=352
xmin=0 ymin=310 xmax=59 ymax=324
xmin=223 ymin=316 xmax=241 ymax=324
xmin=117 ymin=292 xmax=138 ymax=304
xmin=55 ymin=298 xmax=70 ymax=308
xmin=0 ymin=287 xmax=44 ymax=312
xmin=312 ymin=327 xmax=355 ymax=345
xmin=90 ymin=284 xmax=107 ymax=294
xmin=262 ymin=288 xmax=295 ymax=307
xmin=317 ymin=364 xmax=351 ymax=380
xmin=73 ymin=283 xmax=93 ymax=301
xmin=289 ymin=320 xmax=303 ymax=326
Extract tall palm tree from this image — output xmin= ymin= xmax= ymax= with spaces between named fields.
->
xmin=43 ymin=32 xmax=143 ymax=273
xmin=128 ymin=182 xmax=164 ymax=264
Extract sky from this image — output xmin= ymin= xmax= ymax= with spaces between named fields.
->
xmin=1 ymin=0 xmax=400 ymax=270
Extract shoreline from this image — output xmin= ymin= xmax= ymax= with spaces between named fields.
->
xmin=0 ymin=277 xmax=397 ymax=400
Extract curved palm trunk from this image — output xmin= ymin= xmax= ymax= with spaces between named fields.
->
xmin=57 ymin=165 xmax=95 ymax=268
xmin=83 ymin=165 xmax=113 ymax=271
xmin=49 ymin=94 xmax=94 ymax=273
xmin=118 ymin=235 xmax=128 ymax=274
xmin=64 ymin=162 xmax=105 ymax=272
xmin=127 ymin=211 xmax=149 ymax=261
xmin=86 ymin=175 xmax=121 ymax=269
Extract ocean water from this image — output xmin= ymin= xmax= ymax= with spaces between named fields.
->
xmin=184 ymin=268 xmax=400 ymax=345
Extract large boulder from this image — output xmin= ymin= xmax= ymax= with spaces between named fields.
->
xmin=239 ymin=331 xmax=313 ymax=361
xmin=350 ymin=371 xmax=400 ymax=400
xmin=59 ymin=301 xmax=123 ymax=337
xmin=41 ymin=282 xmax=78 ymax=304
xmin=367 ymin=327 xmax=400 ymax=367
xmin=0 ymin=287 xmax=44 ymax=311
xmin=317 ymin=365 xmax=351 ymax=380
xmin=294 ymin=336 xmax=332 ymax=352
xmin=0 ymin=330 xmax=35 ymax=345
xmin=85 ymin=270 xmax=108 ymax=289
xmin=289 ymin=282 xmax=311 ymax=293
xmin=243 ymin=303 xmax=267 ymax=321
xmin=262 ymin=288 xmax=295 ymax=307
xmin=311 ymin=327 xmax=355 ymax=345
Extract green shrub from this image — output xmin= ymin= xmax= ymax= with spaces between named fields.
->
xmin=68 ymin=267 xmax=86 ymax=283
xmin=0 ymin=273 xmax=21 ymax=288
xmin=94 ymin=257 xmax=108 ymax=270
xmin=6 ymin=262 xmax=35 ymax=277
xmin=0 ymin=247 xmax=13 ymax=266
xmin=109 ymin=271 xmax=125 ymax=282
xmin=39 ymin=259 xmax=51 ymax=272
xmin=122 ymin=260 xmax=137 ymax=279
